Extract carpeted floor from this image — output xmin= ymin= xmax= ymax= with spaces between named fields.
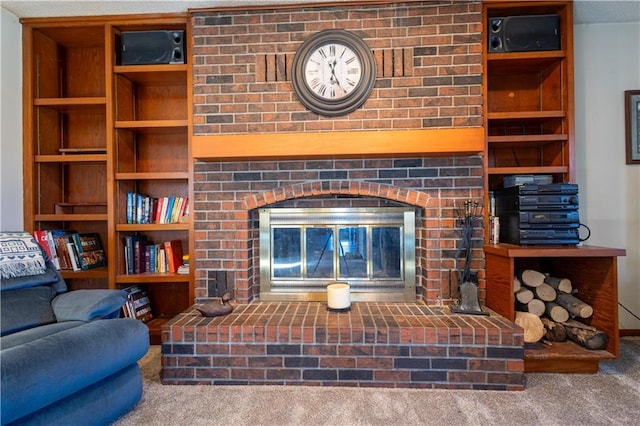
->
xmin=113 ymin=337 xmax=640 ymax=425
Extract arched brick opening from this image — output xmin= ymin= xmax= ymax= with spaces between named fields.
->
xmin=192 ymin=156 xmax=485 ymax=307
xmin=221 ymin=181 xmax=446 ymax=304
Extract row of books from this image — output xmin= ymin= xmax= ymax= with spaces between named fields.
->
xmin=126 ymin=193 xmax=188 ymax=225
xmin=33 ymin=230 xmax=106 ymax=271
xmin=122 ymin=285 xmax=153 ymax=323
xmin=123 ymin=236 xmax=184 ymax=274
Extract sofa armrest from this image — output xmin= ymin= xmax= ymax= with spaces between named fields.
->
xmin=52 ymin=290 xmax=127 ymax=322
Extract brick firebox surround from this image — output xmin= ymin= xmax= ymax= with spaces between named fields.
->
xmin=162 ymin=1 xmax=526 ymax=389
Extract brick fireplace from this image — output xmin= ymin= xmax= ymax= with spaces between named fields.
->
xmin=191 ymin=157 xmax=485 ymax=304
xmin=162 ymin=1 xmax=525 ymax=389
xmin=189 ymin=0 xmax=486 ymax=304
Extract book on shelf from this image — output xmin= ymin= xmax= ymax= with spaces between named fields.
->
xmin=33 ymin=230 xmax=107 ymax=272
xmin=126 ymin=192 xmax=188 ymax=224
xmin=122 ymin=285 xmax=153 ymax=323
xmin=48 ymin=230 xmax=78 ymax=271
xmin=122 ymin=237 xmax=186 ymax=274
xmin=66 ymin=241 xmax=81 ymax=271
xmin=177 ymin=253 xmax=189 ymax=275
xmin=32 ymin=230 xmax=57 ymax=266
xmin=122 ymin=235 xmax=147 ymax=275
xmin=72 ymin=232 xmax=107 ymax=270
xmin=164 ymin=239 xmax=184 ymax=273
xmin=179 ymin=198 xmax=189 ymax=223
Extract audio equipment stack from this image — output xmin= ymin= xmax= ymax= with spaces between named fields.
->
xmin=494 ymin=183 xmax=580 ymax=246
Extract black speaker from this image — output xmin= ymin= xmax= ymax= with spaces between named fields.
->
xmin=488 ymin=15 xmax=560 ymax=53
xmin=121 ymin=30 xmax=185 ymax=65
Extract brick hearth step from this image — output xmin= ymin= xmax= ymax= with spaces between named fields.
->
xmin=161 ymin=302 xmax=524 ymax=390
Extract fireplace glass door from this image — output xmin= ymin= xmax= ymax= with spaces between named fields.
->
xmin=260 ymin=208 xmax=415 ymax=302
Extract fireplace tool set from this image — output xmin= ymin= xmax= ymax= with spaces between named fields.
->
xmin=450 ymin=200 xmax=488 ymax=316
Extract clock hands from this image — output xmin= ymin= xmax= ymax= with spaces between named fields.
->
xmin=328 ymin=58 xmax=347 ymax=96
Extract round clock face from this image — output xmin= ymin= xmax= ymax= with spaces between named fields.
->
xmin=292 ymin=29 xmax=376 ymax=117
xmin=304 ymin=42 xmax=362 ymax=101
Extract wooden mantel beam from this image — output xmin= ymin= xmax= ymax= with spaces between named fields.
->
xmin=192 ymin=128 xmax=484 ymax=160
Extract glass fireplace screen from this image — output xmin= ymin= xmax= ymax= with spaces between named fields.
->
xmin=259 ymin=207 xmax=416 ymax=302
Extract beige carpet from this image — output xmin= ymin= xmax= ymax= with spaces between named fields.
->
xmin=113 ymin=337 xmax=640 ymax=425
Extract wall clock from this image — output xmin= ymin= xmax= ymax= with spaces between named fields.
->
xmin=291 ymin=29 xmax=376 ymax=117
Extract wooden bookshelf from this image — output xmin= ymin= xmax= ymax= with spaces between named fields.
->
xmin=483 ymin=1 xmax=575 ymax=194
xmin=22 ymin=14 xmax=193 ymax=344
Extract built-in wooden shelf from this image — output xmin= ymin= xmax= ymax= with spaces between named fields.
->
xmin=34 ymin=97 xmax=107 ymax=109
xmin=484 ymin=243 xmax=626 ymax=373
xmin=116 ymin=223 xmax=189 ymax=232
xmin=487 ymin=110 xmax=566 ymax=120
xmin=487 ymin=166 xmax=569 ymax=175
xmin=35 ymin=214 xmax=108 ymax=222
xmin=114 ymin=120 xmax=188 ymax=129
xmin=59 ymin=266 xmax=108 ymax=280
xmin=113 ymin=64 xmax=188 ymax=85
xmin=23 ymin=14 xmax=193 ymax=349
xmin=487 ymin=134 xmax=569 ymax=145
xmin=35 ymin=154 xmax=107 ymax=163
xmin=116 ymin=273 xmax=190 ymax=284
xmin=115 ymin=172 xmax=189 ymax=180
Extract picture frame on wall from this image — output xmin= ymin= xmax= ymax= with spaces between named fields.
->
xmin=625 ymin=90 xmax=640 ymax=164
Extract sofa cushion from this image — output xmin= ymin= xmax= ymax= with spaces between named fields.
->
xmin=1 ymin=318 xmax=149 ymax=424
xmin=11 ymin=363 xmax=143 ymax=426
xmin=0 ymin=286 xmax=57 ymax=336
xmin=52 ymin=289 xmax=127 ymax=322
xmin=0 ymin=321 xmax=84 ymax=350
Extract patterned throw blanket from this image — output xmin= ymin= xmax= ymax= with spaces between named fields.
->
xmin=0 ymin=232 xmax=47 ymax=279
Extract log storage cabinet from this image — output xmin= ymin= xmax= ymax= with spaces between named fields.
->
xmin=485 ymin=244 xmax=626 ymax=373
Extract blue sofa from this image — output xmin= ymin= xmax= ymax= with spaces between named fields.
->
xmin=0 ymin=232 xmax=149 ymax=425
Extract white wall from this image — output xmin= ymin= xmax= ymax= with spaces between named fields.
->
xmin=0 ymin=8 xmax=23 ymax=231
xmin=574 ymin=21 xmax=640 ymax=329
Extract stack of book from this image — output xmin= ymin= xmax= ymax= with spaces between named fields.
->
xmin=33 ymin=230 xmax=107 ymax=271
xmin=121 ymin=285 xmax=153 ymax=323
xmin=126 ymin=193 xmax=188 ymax=224
xmin=122 ymin=236 xmax=184 ymax=274
xmin=177 ymin=254 xmax=189 ymax=275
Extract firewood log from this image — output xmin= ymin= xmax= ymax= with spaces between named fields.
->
xmin=515 ymin=287 xmax=534 ymax=304
xmin=518 ymin=269 xmax=545 ymax=288
xmin=515 ymin=311 xmax=545 ymax=343
xmin=513 ymin=276 xmax=522 ymax=292
xmin=516 ymin=298 xmax=545 ymax=317
xmin=544 ymin=275 xmax=572 ymax=294
xmin=533 ymin=282 xmax=557 ymax=302
xmin=563 ymin=320 xmax=608 ymax=350
xmin=562 ymin=319 xmax=597 ymax=331
xmin=545 ymin=301 xmax=570 ymax=323
xmin=541 ymin=317 xmax=567 ymax=342
xmin=555 ymin=293 xmax=593 ymax=319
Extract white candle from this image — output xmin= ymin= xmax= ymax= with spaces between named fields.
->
xmin=327 ymin=282 xmax=351 ymax=310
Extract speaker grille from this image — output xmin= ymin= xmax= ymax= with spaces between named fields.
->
xmin=121 ymin=30 xmax=185 ymax=65
xmin=488 ymin=15 xmax=560 ymax=53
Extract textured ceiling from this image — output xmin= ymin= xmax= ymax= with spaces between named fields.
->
xmin=1 ymin=0 xmax=639 ymax=24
